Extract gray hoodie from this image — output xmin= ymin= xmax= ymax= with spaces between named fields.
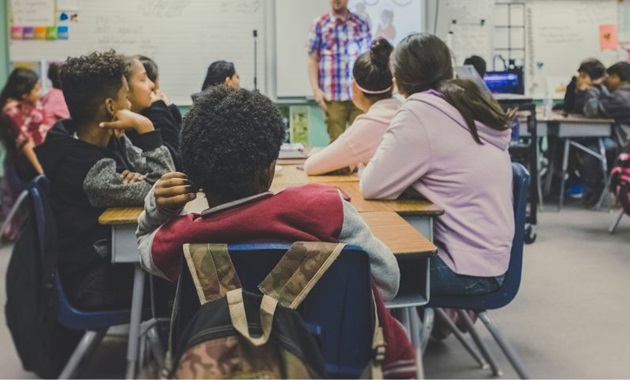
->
xmin=584 ymin=82 xmax=630 ymax=145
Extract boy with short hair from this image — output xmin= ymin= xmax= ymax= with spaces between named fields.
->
xmin=136 ymin=86 xmax=417 ymax=377
xmin=136 ymin=86 xmax=399 ymax=300
xmin=581 ymin=61 xmax=630 ymax=205
xmin=35 ymin=51 xmax=174 ymax=309
xmin=564 ymin=58 xmax=606 ymax=114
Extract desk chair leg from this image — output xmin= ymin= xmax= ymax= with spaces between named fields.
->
xmin=558 ymin=139 xmax=570 ymax=211
xmin=146 ymin=325 xmax=165 ymax=367
xmin=125 ymin=265 xmax=146 ymax=379
xmin=408 ymin=308 xmax=425 ymax=379
xmin=596 ymin=138 xmax=610 ymax=210
xmin=420 ymin=307 xmax=434 ymax=351
xmin=609 ymin=209 xmax=625 ymax=234
xmin=0 ymin=189 xmax=27 ymax=237
xmin=456 ymin=310 xmax=501 ymax=377
xmin=478 ymin=312 xmax=530 ymax=379
xmin=59 ymin=329 xmax=106 ymax=379
xmin=434 ymin=308 xmax=487 ymax=369
xmin=536 ymin=137 xmax=544 ymax=210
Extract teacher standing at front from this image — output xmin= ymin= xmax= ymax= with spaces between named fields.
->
xmin=307 ymin=0 xmax=372 ymax=142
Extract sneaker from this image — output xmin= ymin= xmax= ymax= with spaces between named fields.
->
xmin=566 ymin=181 xmax=585 ymax=199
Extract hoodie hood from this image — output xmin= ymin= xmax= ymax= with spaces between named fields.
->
xmin=407 ymin=91 xmax=512 ymax=151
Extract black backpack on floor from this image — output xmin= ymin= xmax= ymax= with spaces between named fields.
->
xmin=5 ymin=179 xmax=82 ymax=378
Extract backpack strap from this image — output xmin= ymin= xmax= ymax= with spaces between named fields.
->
xmin=183 ymin=243 xmax=242 ymax=304
xmin=182 ymin=243 xmax=278 ymax=347
xmin=225 ymin=289 xmax=278 ymax=347
xmin=366 ymin=291 xmax=385 ymax=379
xmin=258 ymin=241 xmax=346 ymax=309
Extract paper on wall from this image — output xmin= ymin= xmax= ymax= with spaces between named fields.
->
xmin=10 ymin=0 xmax=55 ymax=26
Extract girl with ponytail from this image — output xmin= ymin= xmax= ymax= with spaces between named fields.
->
xmin=304 ymin=37 xmax=401 ymax=175
xmin=361 ymin=33 xmax=516 ymax=297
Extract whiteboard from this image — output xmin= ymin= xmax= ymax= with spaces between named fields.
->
xmin=8 ymin=0 xmax=267 ymax=105
xmin=528 ymin=0 xmax=622 ymax=98
xmin=274 ymin=0 xmax=424 ymax=99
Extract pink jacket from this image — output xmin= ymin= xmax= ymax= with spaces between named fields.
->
xmin=304 ymin=97 xmax=401 ymax=175
xmin=361 ymin=92 xmax=514 ymax=277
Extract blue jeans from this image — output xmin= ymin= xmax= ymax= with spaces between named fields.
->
xmin=430 ymin=255 xmax=505 ymax=297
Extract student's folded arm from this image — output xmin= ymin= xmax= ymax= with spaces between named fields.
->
xmin=122 ymin=132 xmax=175 ymax=183
xmin=360 ymin=108 xmax=431 ymax=199
xmin=338 ymin=198 xmax=399 ymax=301
xmin=583 ymin=87 xmax=608 ymax=117
xmin=596 ymin=91 xmax=630 ymax=120
xmin=136 ymin=184 xmax=182 ymax=279
xmin=304 ymin=127 xmax=360 ymax=175
xmin=82 ymin=158 xmax=154 ymax=208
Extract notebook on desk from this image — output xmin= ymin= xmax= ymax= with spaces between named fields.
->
xmin=279 ymin=143 xmax=307 ymax=159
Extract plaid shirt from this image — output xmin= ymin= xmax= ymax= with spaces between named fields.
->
xmin=307 ymin=11 xmax=371 ymax=101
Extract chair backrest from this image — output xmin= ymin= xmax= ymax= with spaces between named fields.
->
xmin=28 ymin=177 xmax=130 ymax=330
xmin=176 ymin=242 xmax=374 ymax=379
xmin=429 ymin=162 xmax=530 ymax=310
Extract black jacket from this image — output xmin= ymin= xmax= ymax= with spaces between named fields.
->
xmin=128 ymin=100 xmax=183 ymax=170
xmin=35 ymin=120 xmax=174 ymax=277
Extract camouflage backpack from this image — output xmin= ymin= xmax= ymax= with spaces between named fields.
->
xmin=163 ymin=241 xmax=385 ymax=379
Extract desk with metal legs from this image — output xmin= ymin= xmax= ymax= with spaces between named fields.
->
xmin=537 ymin=113 xmax=613 ymax=210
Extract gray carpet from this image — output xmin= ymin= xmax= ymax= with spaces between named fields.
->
xmin=0 ymin=206 xmax=629 ymax=378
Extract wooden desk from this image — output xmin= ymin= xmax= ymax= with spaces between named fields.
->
xmin=100 ymin=206 xmax=436 ymax=260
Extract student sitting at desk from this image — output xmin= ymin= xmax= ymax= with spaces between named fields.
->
xmin=304 ymin=38 xmax=401 ymax=175
xmin=190 ymin=60 xmax=240 ymax=102
xmin=137 ymin=86 xmax=398 ymax=299
xmin=35 ymin=51 xmax=174 ymax=309
xmin=561 ymin=58 xmax=606 ymax=114
xmin=361 ymin=33 xmax=515 ymax=298
xmin=581 ymin=61 xmax=630 ymax=205
xmin=124 ymin=55 xmax=183 ymax=170
xmin=137 ymin=86 xmax=415 ymax=376
xmin=136 ymin=55 xmax=183 ymax=126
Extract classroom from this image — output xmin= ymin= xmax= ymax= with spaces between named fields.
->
xmin=0 ymin=0 xmax=629 ymax=378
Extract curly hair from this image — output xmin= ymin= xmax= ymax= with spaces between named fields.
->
xmin=181 ymin=86 xmax=286 ymax=199
xmin=60 ymin=50 xmax=126 ymax=124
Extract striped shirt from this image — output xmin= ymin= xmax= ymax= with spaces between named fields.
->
xmin=307 ymin=11 xmax=371 ymax=101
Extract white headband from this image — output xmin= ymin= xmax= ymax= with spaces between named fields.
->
xmin=355 ymin=81 xmax=393 ymax=95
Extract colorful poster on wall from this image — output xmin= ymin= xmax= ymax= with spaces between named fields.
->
xmin=10 ymin=0 xmax=55 ymax=26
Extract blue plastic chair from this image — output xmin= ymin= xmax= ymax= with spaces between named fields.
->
xmin=176 ymin=243 xmax=374 ymax=379
xmin=0 ymin=156 xmax=31 ymax=238
xmin=28 ymin=176 xmax=131 ymax=379
xmin=425 ymin=162 xmax=531 ymax=379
